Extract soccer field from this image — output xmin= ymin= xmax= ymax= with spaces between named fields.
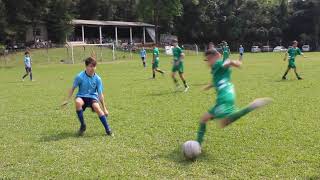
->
xmin=1 ymin=50 xmax=320 ymax=179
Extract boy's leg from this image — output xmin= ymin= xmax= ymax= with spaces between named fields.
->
xmin=293 ymin=67 xmax=302 ymax=80
xmin=152 ymin=68 xmax=156 ymax=79
xmin=171 ymin=72 xmax=179 ymax=87
xmin=156 ymin=68 xmax=164 ymax=74
xmin=282 ymin=67 xmax=291 ymax=79
xmin=22 ymin=68 xmax=29 ymax=79
xmin=29 ymin=68 xmax=33 ymax=80
xmin=179 ymin=72 xmax=189 ymax=91
xmin=197 ymin=113 xmax=214 ymax=145
xmin=75 ymin=98 xmax=86 ymax=135
xmin=220 ymin=98 xmax=272 ymax=128
xmin=92 ymin=102 xmax=112 ymax=135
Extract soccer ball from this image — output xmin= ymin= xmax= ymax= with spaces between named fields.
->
xmin=182 ymin=140 xmax=201 ymax=160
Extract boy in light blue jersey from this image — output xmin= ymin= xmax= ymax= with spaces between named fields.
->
xmin=62 ymin=57 xmax=113 ymax=136
xmin=239 ymin=45 xmax=244 ymax=61
xmin=140 ymin=47 xmax=147 ymax=68
xmin=22 ymin=52 xmax=33 ymax=81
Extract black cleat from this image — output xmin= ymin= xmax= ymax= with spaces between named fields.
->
xmin=298 ymin=77 xmax=303 ymax=80
xmin=78 ymin=125 xmax=86 ymax=136
xmin=282 ymin=76 xmax=287 ymax=80
xmin=106 ymin=131 xmax=114 ymax=137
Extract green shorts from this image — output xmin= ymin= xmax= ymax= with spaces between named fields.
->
xmin=288 ymin=60 xmax=296 ymax=68
xmin=172 ymin=61 xmax=184 ymax=73
xmin=152 ymin=60 xmax=159 ymax=69
xmin=208 ymin=88 xmax=236 ymax=119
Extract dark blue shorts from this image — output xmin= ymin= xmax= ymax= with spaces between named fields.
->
xmin=78 ymin=97 xmax=98 ymax=111
xmin=25 ymin=67 xmax=32 ymax=73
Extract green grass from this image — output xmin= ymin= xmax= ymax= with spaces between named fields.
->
xmin=1 ymin=49 xmax=320 ymax=179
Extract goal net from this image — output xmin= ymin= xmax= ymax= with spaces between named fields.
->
xmin=65 ymin=42 xmax=134 ymax=64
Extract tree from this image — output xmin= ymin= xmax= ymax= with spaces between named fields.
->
xmin=0 ymin=0 xmax=7 ymax=42
xmin=137 ymin=0 xmax=183 ymax=43
xmin=25 ymin=0 xmax=48 ymax=42
xmin=46 ymin=0 xmax=73 ymax=43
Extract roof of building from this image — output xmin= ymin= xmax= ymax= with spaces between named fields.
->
xmin=71 ymin=19 xmax=155 ymax=27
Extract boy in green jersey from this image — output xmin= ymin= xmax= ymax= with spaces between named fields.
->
xmin=282 ymin=40 xmax=307 ymax=80
xmin=171 ymin=39 xmax=189 ymax=92
xmin=196 ymin=49 xmax=272 ymax=145
xmin=152 ymin=44 xmax=165 ymax=79
xmin=222 ymin=41 xmax=230 ymax=61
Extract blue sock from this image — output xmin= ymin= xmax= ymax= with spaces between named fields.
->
xmin=76 ymin=110 xmax=85 ymax=127
xmin=99 ymin=115 xmax=111 ymax=133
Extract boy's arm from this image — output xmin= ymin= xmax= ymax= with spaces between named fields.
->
xmin=62 ymin=87 xmax=75 ymax=106
xmin=97 ymin=79 xmax=108 ymax=115
xmin=300 ymin=50 xmax=307 ymax=58
xmin=203 ymin=83 xmax=213 ymax=91
xmin=283 ymin=52 xmax=288 ymax=61
xmin=223 ymin=59 xmax=242 ymax=68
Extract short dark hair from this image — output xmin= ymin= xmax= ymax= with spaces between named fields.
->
xmin=25 ymin=51 xmax=29 ymax=55
xmin=205 ymin=48 xmax=219 ymax=57
xmin=85 ymin=57 xmax=97 ymax=66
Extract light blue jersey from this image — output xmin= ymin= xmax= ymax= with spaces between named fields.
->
xmin=24 ymin=56 xmax=31 ymax=67
xmin=239 ymin=47 xmax=244 ymax=54
xmin=73 ymin=71 xmax=103 ymax=101
xmin=140 ymin=49 xmax=146 ymax=58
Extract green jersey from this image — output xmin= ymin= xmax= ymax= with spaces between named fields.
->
xmin=223 ymin=46 xmax=230 ymax=61
xmin=288 ymin=47 xmax=302 ymax=60
xmin=209 ymin=59 xmax=235 ymax=118
xmin=172 ymin=46 xmax=183 ymax=61
xmin=153 ymin=47 xmax=160 ymax=60
xmin=287 ymin=47 xmax=302 ymax=68
xmin=212 ymin=59 xmax=234 ymax=101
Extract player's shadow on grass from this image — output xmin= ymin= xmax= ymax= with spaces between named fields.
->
xmin=148 ymin=90 xmax=181 ymax=97
xmin=162 ymin=146 xmax=215 ymax=166
xmin=40 ymin=131 xmax=88 ymax=142
xmin=274 ymin=79 xmax=298 ymax=83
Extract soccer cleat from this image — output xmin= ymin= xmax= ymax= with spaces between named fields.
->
xmin=106 ymin=131 xmax=114 ymax=137
xmin=78 ymin=125 xmax=86 ymax=136
xmin=248 ymin=98 xmax=273 ymax=110
xmin=298 ymin=77 xmax=303 ymax=80
xmin=184 ymin=85 xmax=189 ymax=92
xmin=282 ymin=76 xmax=287 ymax=80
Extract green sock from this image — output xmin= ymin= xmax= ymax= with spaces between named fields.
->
xmin=197 ymin=123 xmax=206 ymax=145
xmin=227 ymin=106 xmax=252 ymax=123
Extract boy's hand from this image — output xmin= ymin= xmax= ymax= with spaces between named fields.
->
xmin=61 ymin=100 xmax=69 ymax=107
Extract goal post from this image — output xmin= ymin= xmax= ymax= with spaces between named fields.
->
xmin=65 ymin=42 xmax=116 ymax=64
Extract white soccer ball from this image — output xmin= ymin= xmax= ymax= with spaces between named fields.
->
xmin=182 ymin=140 xmax=201 ymax=160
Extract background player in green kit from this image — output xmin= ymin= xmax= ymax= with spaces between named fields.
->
xmin=196 ymin=49 xmax=272 ymax=145
xmin=171 ymin=39 xmax=189 ymax=92
xmin=282 ymin=40 xmax=307 ymax=80
xmin=222 ymin=41 xmax=231 ymax=61
xmin=152 ymin=44 xmax=165 ymax=79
